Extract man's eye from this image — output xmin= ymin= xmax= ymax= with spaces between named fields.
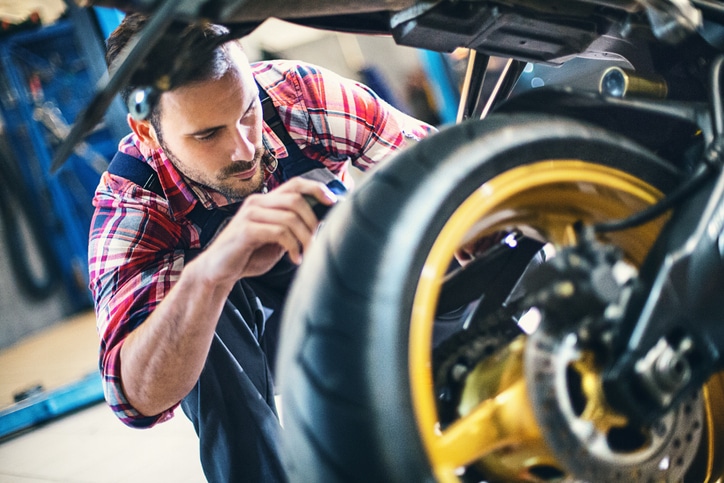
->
xmin=196 ymin=130 xmax=219 ymax=141
xmin=241 ymin=101 xmax=259 ymax=121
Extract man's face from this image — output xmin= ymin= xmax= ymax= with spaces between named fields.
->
xmin=152 ymin=47 xmax=265 ymax=199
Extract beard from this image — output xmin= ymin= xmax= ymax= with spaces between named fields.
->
xmin=161 ymin=140 xmax=266 ymax=199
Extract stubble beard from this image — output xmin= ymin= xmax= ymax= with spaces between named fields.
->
xmin=162 ymin=140 xmax=267 ymax=199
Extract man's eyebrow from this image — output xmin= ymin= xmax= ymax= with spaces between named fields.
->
xmin=242 ymin=96 xmax=256 ymax=116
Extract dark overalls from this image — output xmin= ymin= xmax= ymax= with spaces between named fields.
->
xmin=107 ymin=86 xmax=336 ymax=482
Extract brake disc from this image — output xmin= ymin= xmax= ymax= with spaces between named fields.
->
xmin=517 ymin=234 xmax=705 ymax=481
xmin=525 ymin=324 xmax=703 ymax=482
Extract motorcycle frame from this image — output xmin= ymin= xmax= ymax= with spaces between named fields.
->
xmin=601 ymin=54 xmax=724 ymax=424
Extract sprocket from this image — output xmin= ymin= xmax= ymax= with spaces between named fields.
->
xmin=432 ymin=303 xmax=523 ymax=425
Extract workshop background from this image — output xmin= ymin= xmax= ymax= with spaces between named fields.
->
xmin=0 ymin=2 xmax=462 ymax=481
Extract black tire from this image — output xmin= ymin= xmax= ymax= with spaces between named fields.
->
xmin=276 ymin=113 xmax=683 ymax=482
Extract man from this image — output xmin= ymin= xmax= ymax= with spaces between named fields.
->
xmin=88 ymin=13 xmax=433 ymax=482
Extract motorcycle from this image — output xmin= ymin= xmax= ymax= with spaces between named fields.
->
xmin=74 ymin=0 xmax=724 ymax=481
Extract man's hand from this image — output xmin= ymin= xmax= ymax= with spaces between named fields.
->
xmin=455 ymin=231 xmax=507 ymax=266
xmin=201 ymin=177 xmax=338 ymax=285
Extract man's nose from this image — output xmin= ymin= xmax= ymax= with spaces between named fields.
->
xmin=231 ymin=125 xmax=256 ymax=161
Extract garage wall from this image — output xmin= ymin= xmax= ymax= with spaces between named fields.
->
xmin=0 ymin=0 xmax=65 ymax=24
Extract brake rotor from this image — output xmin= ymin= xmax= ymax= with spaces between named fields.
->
xmin=525 ymin=324 xmax=704 ymax=482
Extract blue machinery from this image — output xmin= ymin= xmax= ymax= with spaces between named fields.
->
xmin=0 ymin=7 xmax=124 ymax=439
xmin=0 ymin=374 xmax=104 ymax=439
xmin=0 ymin=7 xmax=126 ymax=311
xmin=418 ymin=49 xmax=460 ymax=125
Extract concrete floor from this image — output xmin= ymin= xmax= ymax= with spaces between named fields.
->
xmin=0 ymin=311 xmax=205 ymax=482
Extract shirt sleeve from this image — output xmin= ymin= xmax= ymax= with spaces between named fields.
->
xmin=89 ymin=172 xmax=189 ymax=428
xmin=284 ymin=62 xmax=436 ymax=172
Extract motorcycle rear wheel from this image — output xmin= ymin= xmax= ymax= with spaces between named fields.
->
xmin=277 ymin=113 xmax=724 ymax=482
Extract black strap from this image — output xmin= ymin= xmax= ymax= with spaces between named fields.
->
xmin=107 ymin=151 xmax=163 ymax=196
xmin=257 ymin=82 xmax=297 ymax=150
xmin=256 ymin=82 xmax=326 ymax=182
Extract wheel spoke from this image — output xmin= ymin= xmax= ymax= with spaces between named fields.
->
xmin=431 ymin=377 xmax=538 ymax=471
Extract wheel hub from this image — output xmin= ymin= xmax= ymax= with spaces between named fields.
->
xmin=525 ymin=326 xmax=704 ymax=482
xmin=521 ymin=240 xmax=705 ymax=482
xmin=437 ymin=237 xmax=705 ymax=481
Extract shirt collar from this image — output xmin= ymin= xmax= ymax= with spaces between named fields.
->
xmin=122 ymin=129 xmax=285 ymax=220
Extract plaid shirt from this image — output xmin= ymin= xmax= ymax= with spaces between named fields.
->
xmin=89 ymin=59 xmax=433 ymax=427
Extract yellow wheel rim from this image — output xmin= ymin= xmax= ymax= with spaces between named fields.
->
xmin=408 ymin=160 xmax=696 ymax=482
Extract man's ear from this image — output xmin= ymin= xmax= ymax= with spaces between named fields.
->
xmin=127 ymin=114 xmax=161 ymax=150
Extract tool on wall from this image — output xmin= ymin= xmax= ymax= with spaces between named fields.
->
xmin=0 ymin=9 xmax=126 ymax=310
xmin=0 ymin=128 xmax=60 ymax=300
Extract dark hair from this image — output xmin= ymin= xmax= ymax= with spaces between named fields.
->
xmin=106 ymin=13 xmax=238 ymax=128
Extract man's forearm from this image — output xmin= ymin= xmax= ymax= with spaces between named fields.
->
xmin=119 ymin=254 xmax=235 ymax=417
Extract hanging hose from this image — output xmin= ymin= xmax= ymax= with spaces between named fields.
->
xmin=0 ymin=132 xmax=60 ymax=300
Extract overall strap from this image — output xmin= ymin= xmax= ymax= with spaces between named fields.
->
xmin=107 ymin=151 xmax=163 ymax=196
xmin=256 ymin=82 xmax=327 ymax=182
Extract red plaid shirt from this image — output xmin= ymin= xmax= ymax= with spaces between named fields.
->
xmin=89 ymin=59 xmax=433 ymax=427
